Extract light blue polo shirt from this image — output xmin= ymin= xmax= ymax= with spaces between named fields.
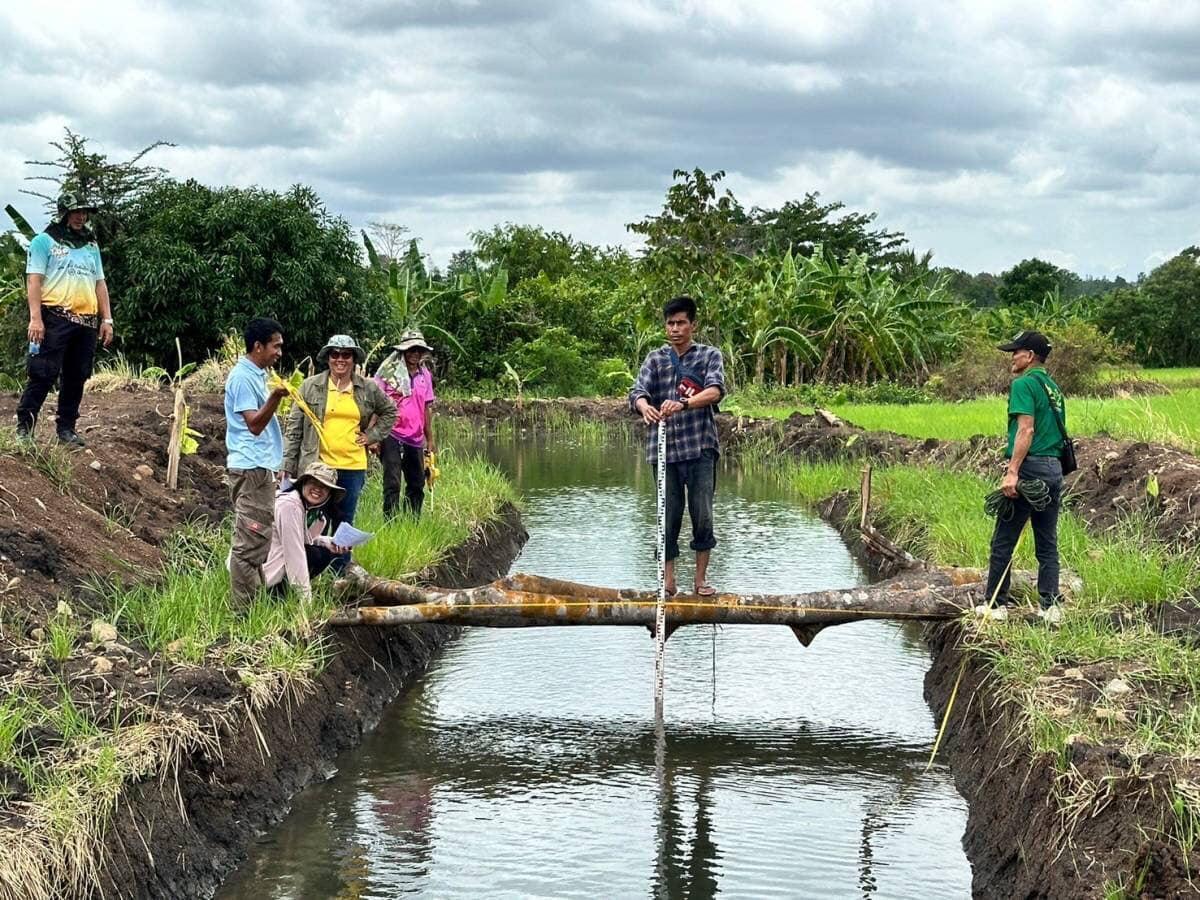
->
xmin=27 ymin=231 xmax=104 ymax=316
xmin=224 ymin=356 xmax=282 ymax=470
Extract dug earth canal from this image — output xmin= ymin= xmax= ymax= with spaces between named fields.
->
xmin=220 ymin=429 xmax=971 ymax=898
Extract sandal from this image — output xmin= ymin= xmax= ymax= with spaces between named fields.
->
xmin=695 ymin=584 xmax=716 ymax=596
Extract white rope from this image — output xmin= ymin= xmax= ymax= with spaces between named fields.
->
xmin=654 ymin=416 xmax=668 ymax=717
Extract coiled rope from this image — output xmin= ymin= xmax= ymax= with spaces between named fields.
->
xmin=983 ymin=478 xmax=1053 ymax=521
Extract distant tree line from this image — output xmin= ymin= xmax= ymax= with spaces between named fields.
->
xmin=3 ymin=133 xmax=1199 ymax=393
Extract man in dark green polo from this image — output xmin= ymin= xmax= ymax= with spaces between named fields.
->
xmin=982 ymin=330 xmax=1067 ymax=621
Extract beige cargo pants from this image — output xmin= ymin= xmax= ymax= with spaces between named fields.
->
xmin=228 ymin=467 xmax=277 ymax=605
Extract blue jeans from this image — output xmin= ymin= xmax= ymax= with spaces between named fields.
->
xmin=328 ymin=468 xmax=366 ymax=573
xmin=984 ymin=456 xmax=1063 ymax=608
xmin=661 ymin=449 xmax=718 ymax=562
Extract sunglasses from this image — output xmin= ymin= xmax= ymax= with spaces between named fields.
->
xmin=328 ymin=350 xmax=356 ymax=360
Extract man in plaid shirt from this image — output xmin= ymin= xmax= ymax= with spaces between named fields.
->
xmin=629 ymin=296 xmax=726 ymax=596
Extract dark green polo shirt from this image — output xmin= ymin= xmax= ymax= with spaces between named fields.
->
xmin=1005 ymin=366 xmax=1066 ymax=459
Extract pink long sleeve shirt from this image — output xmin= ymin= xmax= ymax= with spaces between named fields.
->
xmin=263 ymin=489 xmax=330 ymax=599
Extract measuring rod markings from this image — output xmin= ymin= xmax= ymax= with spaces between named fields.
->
xmin=654 ymin=416 xmax=668 ymax=715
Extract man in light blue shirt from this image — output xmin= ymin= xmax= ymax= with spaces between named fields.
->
xmin=225 ymin=317 xmax=288 ymax=605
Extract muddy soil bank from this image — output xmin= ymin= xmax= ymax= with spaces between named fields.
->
xmin=447 ymin=397 xmax=1200 ymax=897
xmin=0 ymin=389 xmax=231 ymax=621
xmin=923 ymin=626 xmax=1193 ymax=899
xmin=814 ymin=491 xmax=1195 ymax=898
xmin=0 ymin=387 xmax=529 ymax=899
xmin=95 ymin=505 xmax=527 ymax=900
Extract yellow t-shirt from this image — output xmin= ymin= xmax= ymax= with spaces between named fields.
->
xmin=320 ymin=380 xmax=366 ymax=470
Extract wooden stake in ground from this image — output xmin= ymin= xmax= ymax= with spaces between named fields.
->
xmin=166 ymin=387 xmax=186 ymax=490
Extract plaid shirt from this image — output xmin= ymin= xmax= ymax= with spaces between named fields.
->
xmin=629 ymin=343 xmax=725 ymax=466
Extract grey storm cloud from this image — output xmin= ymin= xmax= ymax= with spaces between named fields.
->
xmin=1 ymin=0 xmax=1199 ymax=276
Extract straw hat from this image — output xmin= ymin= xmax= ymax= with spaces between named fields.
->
xmin=294 ymin=462 xmax=346 ymax=502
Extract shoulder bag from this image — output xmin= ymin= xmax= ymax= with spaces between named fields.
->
xmin=1029 ymin=371 xmax=1077 ymax=476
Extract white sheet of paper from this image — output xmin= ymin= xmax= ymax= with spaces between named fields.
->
xmin=332 ymin=522 xmax=373 ymax=548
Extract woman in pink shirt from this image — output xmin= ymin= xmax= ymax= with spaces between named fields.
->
xmin=375 ymin=330 xmax=437 ymax=518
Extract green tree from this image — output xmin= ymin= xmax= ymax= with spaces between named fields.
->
xmin=21 ymin=128 xmax=169 ymax=244
xmin=750 ymin=192 xmax=907 ymax=265
xmin=471 ymin=223 xmax=599 ymax=286
xmin=939 ymin=268 xmax=999 ymax=307
xmin=627 ymin=168 xmax=750 ymax=296
xmin=1094 ymin=248 xmax=1200 ymax=366
xmin=996 ymin=258 xmax=1078 ymax=307
xmin=0 ymin=232 xmax=28 ymax=381
xmin=105 ymin=179 xmax=390 ymax=367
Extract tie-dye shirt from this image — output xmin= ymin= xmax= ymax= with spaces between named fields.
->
xmin=26 ymin=231 xmax=104 ymax=316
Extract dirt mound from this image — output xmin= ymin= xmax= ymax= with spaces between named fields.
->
xmin=0 ymin=388 xmax=229 ymax=622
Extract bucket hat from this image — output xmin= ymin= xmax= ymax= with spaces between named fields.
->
xmin=393 ymin=328 xmax=433 ymax=353
xmin=56 ymin=191 xmax=98 ymax=223
xmin=294 ymin=461 xmax=346 ymax=502
xmin=317 ymin=334 xmax=366 ymax=365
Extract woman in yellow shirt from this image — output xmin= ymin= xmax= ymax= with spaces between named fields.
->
xmin=282 ymin=335 xmax=395 ymax=569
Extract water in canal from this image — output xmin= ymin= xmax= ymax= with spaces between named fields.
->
xmin=220 ymin=428 xmax=971 ymax=899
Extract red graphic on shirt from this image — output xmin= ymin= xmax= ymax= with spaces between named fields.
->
xmin=678 ymin=376 xmax=702 ymax=400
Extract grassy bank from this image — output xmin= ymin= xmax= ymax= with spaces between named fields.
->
xmin=751 ymin=454 xmax=1200 ymax=861
xmin=0 ymin=451 xmax=516 ymax=900
xmin=728 ymin=387 xmax=1200 ymax=452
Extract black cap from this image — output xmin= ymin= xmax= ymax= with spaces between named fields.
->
xmin=997 ymin=330 xmax=1052 ymax=358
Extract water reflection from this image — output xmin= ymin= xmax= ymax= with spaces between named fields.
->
xmin=219 ymin=428 xmax=970 ymax=899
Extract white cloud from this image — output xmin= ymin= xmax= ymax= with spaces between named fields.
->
xmin=0 ymin=0 xmax=1197 ymax=277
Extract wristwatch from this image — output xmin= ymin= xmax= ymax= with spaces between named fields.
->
xmin=102 ymin=318 xmax=114 ymax=325
xmin=681 ymin=397 xmax=690 ymax=410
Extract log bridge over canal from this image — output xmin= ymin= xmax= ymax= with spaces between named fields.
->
xmin=329 ymin=469 xmax=1061 ymax=642
xmin=329 ymin=566 xmax=1052 ymax=644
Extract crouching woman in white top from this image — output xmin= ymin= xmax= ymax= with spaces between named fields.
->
xmin=262 ymin=461 xmax=348 ymax=602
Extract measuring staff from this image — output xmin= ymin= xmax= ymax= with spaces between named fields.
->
xmin=630 ymin=296 xmax=727 ymax=711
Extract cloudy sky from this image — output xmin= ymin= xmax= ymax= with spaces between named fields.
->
xmin=3 ymin=0 xmax=1198 ymax=277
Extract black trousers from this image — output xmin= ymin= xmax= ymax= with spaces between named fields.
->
xmin=381 ymin=436 xmax=426 ymax=518
xmin=659 ymin=448 xmax=718 ymax=562
xmin=17 ymin=312 xmax=98 ymax=433
xmin=983 ymin=456 xmax=1064 ymax=608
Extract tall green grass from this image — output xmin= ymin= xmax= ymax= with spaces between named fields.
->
xmin=778 ymin=460 xmax=1197 ymax=610
xmin=94 ymin=452 xmax=516 ymax=663
xmin=354 ymin=448 xmax=518 ymax=578
xmin=773 ymin=458 xmax=1200 ymax=760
